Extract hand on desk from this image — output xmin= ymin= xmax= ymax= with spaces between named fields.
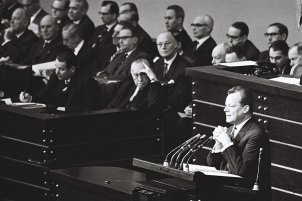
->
xmin=19 ymin=91 xmax=32 ymax=103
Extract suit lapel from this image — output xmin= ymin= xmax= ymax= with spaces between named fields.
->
xmin=233 ymin=118 xmax=254 ymax=142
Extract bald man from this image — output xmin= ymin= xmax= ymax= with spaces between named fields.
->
xmin=22 ymin=15 xmax=66 ymax=65
xmin=0 ymin=8 xmax=38 ymax=63
xmin=211 ymin=42 xmax=230 ymax=65
xmin=184 ymin=15 xmax=216 ymax=66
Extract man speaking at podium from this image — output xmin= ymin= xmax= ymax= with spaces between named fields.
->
xmin=207 ymin=86 xmax=271 ymax=201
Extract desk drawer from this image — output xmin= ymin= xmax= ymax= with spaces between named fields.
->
xmin=0 ymin=156 xmax=49 ymax=187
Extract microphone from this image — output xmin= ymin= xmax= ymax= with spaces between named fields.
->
xmin=174 ymin=134 xmax=206 ymax=168
xmin=182 ymin=136 xmax=213 ymax=171
xmin=253 ymin=148 xmax=263 ymax=191
xmin=169 ymin=134 xmax=204 ymax=168
xmin=0 ymin=90 xmax=4 ymax=98
xmin=163 ymin=134 xmax=201 ymax=167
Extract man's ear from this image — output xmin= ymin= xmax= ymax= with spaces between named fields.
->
xmin=281 ymin=33 xmax=287 ymax=41
xmin=243 ymin=105 xmax=250 ymax=114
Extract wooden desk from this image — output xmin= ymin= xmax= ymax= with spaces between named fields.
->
xmin=0 ymin=105 xmax=164 ymax=201
xmin=186 ymin=66 xmax=302 ymax=201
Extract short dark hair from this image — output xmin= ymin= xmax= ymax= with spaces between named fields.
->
xmin=120 ymin=22 xmax=138 ymax=37
xmin=226 ymin=45 xmax=246 ymax=60
xmin=121 ymin=2 xmax=139 ymax=22
xmin=102 ymin=1 xmax=119 ymax=16
xmin=167 ymin=5 xmax=185 ymax=22
xmin=56 ymin=49 xmax=78 ymax=69
xmin=268 ymin=22 xmax=288 ymax=40
xmin=269 ymin=40 xmax=289 ymax=56
xmin=231 ymin=21 xmax=249 ymax=36
xmin=228 ymin=86 xmax=254 ymax=113
xmin=62 ymin=23 xmax=82 ymax=38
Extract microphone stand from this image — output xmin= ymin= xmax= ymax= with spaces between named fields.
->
xmin=183 ymin=136 xmax=213 ymax=171
xmin=253 ymin=148 xmax=263 ymax=191
xmin=174 ymin=135 xmax=206 ymax=168
xmin=163 ymin=134 xmax=201 ymax=167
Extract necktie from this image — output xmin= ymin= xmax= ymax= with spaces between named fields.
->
xmin=231 ymin=126 xmax=237 ymax=141
xmin=163 ymin=63 xmax=168 ymax=79
xmin=42 ymin=41 xmax=49 ymax=48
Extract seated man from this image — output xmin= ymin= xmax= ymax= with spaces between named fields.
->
xmin=226 ymin=21 xmax=259 ymax=61
xmin=211 ymin=42 xmax=230 ymax=65
xmin=225 ymin=45 xmax=247 ymax=63
xmin=19 ymin=50 xmax=100 ymax=112
xmin=107 ymin=57 xmax=165 ymax=110
xmin=207 ymin=86 xmax=271 ymax=201
xmin=288 ymin=43 xmax=302 ymax=78
xmin=269 ymin=40 xmax=291 ymax=74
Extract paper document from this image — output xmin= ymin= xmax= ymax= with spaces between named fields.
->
xmin=184 ymin=164 xmax=241 ymax=178
xmin=219 ymin=61 xmax=257 ymax=67
xmin=270 ymin=76 xmax=301 ymax=85
xmin=32 ymin=61 xmax=56 ymax=79
xmin=9 ymin=102 xmax=46 ymax=109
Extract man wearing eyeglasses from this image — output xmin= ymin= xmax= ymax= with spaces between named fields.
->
xmin=89 ymin=1 xmax=118 ymax=72
xmin=19 ymin=0 xmax=48 ymax=37
xmin=184 ymin=15 xmax=216 ymax=66
xmin=68 ymin=0 xmax=94 ymax=42
xmin=226 ymin=21 xmax=259 ymax=61
xmin=51 ymin=0 xmax=71 ymax=31
xmin=259 ymin=22 xmax=288 ymax=62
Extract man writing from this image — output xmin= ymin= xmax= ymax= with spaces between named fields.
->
xmin=207 ymin=86 xmax=271 ymax=201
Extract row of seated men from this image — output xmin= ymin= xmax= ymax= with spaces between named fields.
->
xmin=1 ymin=1 xmax=301 ymax=78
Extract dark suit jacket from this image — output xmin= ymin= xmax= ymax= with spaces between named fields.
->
xmin=136 ymin=24 xmax=158 ymax=58
xmin=77 ymin=14 xmax=95 ymax=42
xmin=243 ymin=39 xmax=260 ymax=61
xmin=0 ymin=29 xmax=38 ymax=63
xmin=207 ymin=118 xmax=271 ymax=200
xmin=0 ymin=2 xmax=21 ymax=20
xmin=173 ymin=29 xmax=192 ymax=52
xmin=75 ymin=40 xmax=94 ymax=75
xmin=89 ymin=24 xmax=117 ymax=74
xmin=32 ymin=9 xmax=48 ymax=25
xmin=184 ymin=36 xmax=217 ymax=66
xmin=258 ymin=50 xmax=269 ymax=62
xmin=153 ymin=55 xmax=191 ymax=111
xmin=21 ymin=34 xmax=66 ymax=65
xmin=57 ymin=17 xmax=72 ymax=32
xmin=102 ymin=48 xmax=149 ymax=81
xmin=33 ymin=72 xmax=101 ymax=112
xmin=107 ymin=80 xmax=165 ymax=110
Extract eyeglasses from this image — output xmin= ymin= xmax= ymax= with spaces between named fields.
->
xmin=51 ymin=6 xmax=65 ymax=12
xmin=226 ymin=33 xmax=242 ymax=40
xmin=98 ymin=11 xmax=112 ymax=15
xmin=116 ymin=36 xmax=134 ymax=40
xmin=190 ymin=23 xmax=208 ymax=27
xmin=264 ymin=32 xmax=281 ymax=37
xmin=156 ymin=42 xmax=172 ymax=47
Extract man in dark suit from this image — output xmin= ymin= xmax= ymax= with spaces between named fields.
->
xmin=165 ymin=5 xmax=192 ymax=52
xmin=107 ymin=57 xmax=164 ymax=110
xmin=89 ymin=0 xmax=118 ymax=72
xmin=118 ymin=2 xmax=158 ymax=59
xmin=62 ymin=23 xmax=93 ymax=75
xmin=226 ymin=21 xmax=259 ymax=61
xmin=19 ymin=0 xmax=48 ymax=37
xmin=269 ymin=40 xmax=291 ymax=74
xmin=0 ymin=8 xmax=38 ymax=63
xmin=67 ymin=0 xmax=95 ymax=42
xmin=184 ymin=15 xmax=216 ymax=66
xmin=21 ymin=15 xmax=65 ymax=65
xmin=51 ymin=0 xmax=71 ymax=32
xmin=0 ymin=0 xmax=21 ymax=21
xmin=153 ymin=31 xmax=191 ymax=112
xmin=207 ymin=86 xmax=271 ymax=201
xmin=19 ymin=49 xmax=100 ymax=112
xmin=259 ymin=22 xmax=288 ymax=62
xmin=95 ymin=23 xmax=149 ymax=108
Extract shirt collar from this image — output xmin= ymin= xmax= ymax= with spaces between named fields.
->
xmin=106 ymin=21 xmax=117 ymax=31
xmin=163 ymin=53 xmax=177 ymax=72
xmin=233 ymin=117 xmax=251 ymax=138
xmin=15 ymin=31 xmax=25 ymax=38
xmin=73 ymin=20 xmax=81 ymax=24
xmin=74 ymin=40 xmax=84 ymax=55
xmin=196 ymin=35 xmax=210 ymax=48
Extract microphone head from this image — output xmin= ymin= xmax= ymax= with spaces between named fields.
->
xmin=252 ymin=183 xmax=259 ymax=191
xmin=163 ymin=160 xmax=169 ymax=167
